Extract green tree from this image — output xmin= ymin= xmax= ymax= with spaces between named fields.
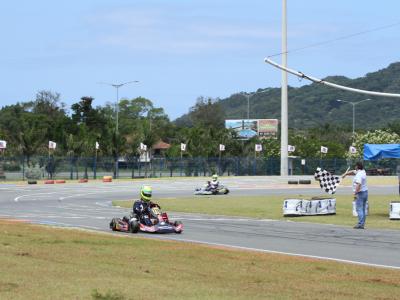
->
xmin=348 ymin=130 xmax=400 ymax=160
xmin=189 ymin=97 xmax=225 ymax=128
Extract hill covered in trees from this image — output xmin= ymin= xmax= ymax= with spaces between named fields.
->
xmin=176 ymin=61 xmax=400 ymax=129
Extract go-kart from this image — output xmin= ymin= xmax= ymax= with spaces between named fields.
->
xmin=194 ymin=183 xmax=229 ymax=195
xmin=109 ymin=204 xmax=183 ymax=234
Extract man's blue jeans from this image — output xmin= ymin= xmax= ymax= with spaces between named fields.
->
xmin=355 ymin=191 xmax=368 ymax=226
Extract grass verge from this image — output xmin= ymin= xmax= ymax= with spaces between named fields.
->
xmin=1 ymin=220 xmax=400 ymax=300
xmin=114 ymin=194 xmax=400 ymax=230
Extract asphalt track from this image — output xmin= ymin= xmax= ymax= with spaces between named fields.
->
xmin=1 ymin=176 xmax=400 ymax=270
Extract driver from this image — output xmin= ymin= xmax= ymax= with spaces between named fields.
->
xmin=133 ymin=186 xmax=160 ymax=226
xmin=208 ymin=174 xmax=219 ymax=191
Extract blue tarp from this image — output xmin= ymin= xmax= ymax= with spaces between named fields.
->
xmin=363 ymin=144 xmax=400 ymax=160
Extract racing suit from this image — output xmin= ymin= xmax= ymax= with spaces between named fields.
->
xmin=209 ymin=179 xmax=220 ymax=191
xmin=133 ymin=200 xmax=160 ymax=226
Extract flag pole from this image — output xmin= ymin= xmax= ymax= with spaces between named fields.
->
xmin=180 ymin=149 xmax=183 ymax=177
xmin=0 ymin=147 xmax=5 ymax=180
xmin=219 ymin=149 xmax=222 ymax=175
xmin=94 ymin=147 xmax=98 ymax=179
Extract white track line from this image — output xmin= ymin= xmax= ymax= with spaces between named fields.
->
xmin=14 ymin=192 xmax=58 ymax=202
xmin=153 ymin=236 xmax=400 ymax=270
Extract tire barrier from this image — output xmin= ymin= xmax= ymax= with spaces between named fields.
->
xmin=352 ymin=200 xmax=369 ymax=217
xmin=79 ymin=178 xmax=88 ymax=183
xmin=55 ymin=180 xmax=66 ymax=184
xmin=44 ymin=180 xmax=55 ymax=184
xmin=103 ymin=176 xmax=112 ymax=183
xmin=299 ymin=179 xmax=311 ymax=184
xmin=390 ymin=201 xmax=400 ymax=220
xmin=283 ymin=198 xmax=336 ymax=217
xmin=27 ymin=180 xmax=37 ymax=184
xmin=288 ymin=180 xmax=298 ymax=184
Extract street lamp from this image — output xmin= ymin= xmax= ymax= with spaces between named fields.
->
xmin=99 ymin=80 xmax=139 ymax=178
xmin=240 ymin=89 xmax=270 ymax=120
xmin=99 ymin=81 xmax=139 ymax=134
xmin=336 ymin=98 xmax=372 ymax=143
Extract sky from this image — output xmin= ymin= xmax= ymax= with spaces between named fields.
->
xmin=0 ymin=0 xmax=399 ymax=120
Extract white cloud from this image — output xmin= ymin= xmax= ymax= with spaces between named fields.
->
xmin=84 ymin=7 xmax=280 ymax=54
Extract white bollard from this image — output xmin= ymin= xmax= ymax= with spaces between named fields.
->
xmin=389 ymin=201 xmax=400 ymax=220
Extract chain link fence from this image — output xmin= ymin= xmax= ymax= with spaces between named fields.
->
xmin=0 ymin=155 xmax=398 ymax=181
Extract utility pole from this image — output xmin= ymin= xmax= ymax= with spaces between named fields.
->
xmin=280 ymin=0 xmax=289 ymax=176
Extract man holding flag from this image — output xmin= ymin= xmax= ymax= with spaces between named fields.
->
xmin=342 ymin=162 xmax=368 ymax=229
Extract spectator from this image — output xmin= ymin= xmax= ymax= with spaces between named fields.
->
xmin=343 ymin=162 xmax=368 ymax=229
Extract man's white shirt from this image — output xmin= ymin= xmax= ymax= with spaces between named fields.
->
xmin=353 ymin=169 xmax=368 ymax=192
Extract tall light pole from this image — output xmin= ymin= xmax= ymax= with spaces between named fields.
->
xmin=99 ymin=81 xmax=139 ymax=134
xmin=336 ymin=98 xmax=372 ymax=143
xmin=99 ymin=80 xmax=139 ymax=178
xmin=240 ymin=89 xmax=270 ymax=120
xmin=281 ymin=0 xmax=288 ymax=176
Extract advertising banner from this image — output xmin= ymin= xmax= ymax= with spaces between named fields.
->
xmin=258 ymin=119 xmax=278 ymax=138
xmin=140 ymin=143 xmax=147 ymax=151
xmin=49 ymin=141 xmax=57 ymax=149
xmin=321 ymin=146 xmax=328 ymax=154
xmin=225 ymin=119 xmax=278 ymax=139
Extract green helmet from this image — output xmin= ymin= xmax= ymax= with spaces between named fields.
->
xmin=212 ymin=174 xmax=218 ymax=181
xmin=140 ymin=185 xmax=152 ymax=202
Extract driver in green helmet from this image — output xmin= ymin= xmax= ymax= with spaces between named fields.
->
xmin=133 ymin=185 xmax=160 ymax=226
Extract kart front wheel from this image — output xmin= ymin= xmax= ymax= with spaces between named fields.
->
xmin=110 ymin=218 xmax=118 ymax=231
xmin=174 ymin=221 xmax=183 ymax=234
xmin=130 ymin=220 xmax=139 ymax=233
xmin=174 ymin=220 xmax=182 ymax=226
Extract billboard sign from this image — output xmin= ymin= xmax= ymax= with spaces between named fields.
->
xmin=258 ymin=119 xmax=278 ymax=138
xmin=225 ymin=119 xmax=278 ymax=139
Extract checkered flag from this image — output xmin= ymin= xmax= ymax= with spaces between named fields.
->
xmin=314 ymin=167 xmax=341 ymax=194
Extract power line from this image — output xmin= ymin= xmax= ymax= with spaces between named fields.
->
xmin=268 ymin=21 xmax=400 ymax=58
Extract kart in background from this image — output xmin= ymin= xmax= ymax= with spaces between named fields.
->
xmin=110 ymin=204 xmax=183 ymax=234
xmin=194 ymin=183 xmax=230 ymax=195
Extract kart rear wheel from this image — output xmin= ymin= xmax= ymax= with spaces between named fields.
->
xmin=130 ymin=220 xmax=139 ymax=233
